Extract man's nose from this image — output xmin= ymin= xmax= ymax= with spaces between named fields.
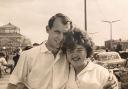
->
xmin=57 ymin=33 xmax=64 ymax=41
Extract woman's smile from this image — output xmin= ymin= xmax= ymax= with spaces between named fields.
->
xmin=71 ymin=56 xmax=81 ymax=61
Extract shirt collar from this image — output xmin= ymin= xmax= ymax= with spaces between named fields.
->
xmin=40 ymin=42 xmax=51 ymax=53
xmin=40 ymin=41 xmax=63 ymax=55
xmin=77 ymin=60 xmax=97 ymax=77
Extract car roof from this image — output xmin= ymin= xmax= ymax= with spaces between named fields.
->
xmin=97 ymin=52 xmax=120 ymax=56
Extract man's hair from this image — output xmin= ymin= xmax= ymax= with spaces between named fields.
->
xmin=62 ymin=27 xmax=94 ymax=58
xmin=48 ymin=13 xmax=72 ymax=29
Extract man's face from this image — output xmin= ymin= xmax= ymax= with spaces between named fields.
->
xmin=66 ymin=45 xmax=87 ymax=67
xmin=47 ymin=18 xmax=71 ymax=51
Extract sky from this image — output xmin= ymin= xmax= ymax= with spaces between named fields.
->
xmin=0 ymin=0 xmax=128 ymax=46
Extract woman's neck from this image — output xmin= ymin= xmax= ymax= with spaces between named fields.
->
xmin=74 ymin=61 xmax=89 ymax=75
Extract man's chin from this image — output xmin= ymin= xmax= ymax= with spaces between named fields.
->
xmin=52 ymin=47 xmax=60 ymax=53
xmin=55 ymin=47 xmax=60 ymax=51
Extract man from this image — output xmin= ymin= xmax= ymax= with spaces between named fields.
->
xmin=7 ymin=13 xmax=72 ymax=89
xmin=13 ymin=49 xmax=20 ymax=68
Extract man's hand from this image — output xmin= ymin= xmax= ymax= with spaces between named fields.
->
xmin=103 ymin=78 xmax=117 ymax=89
xmin=7 ymin=83 xmax=17 ymax=89
xmin=103 ymin=71 xmax=118 ymax=89
xmin=16 ymin=82 xmax=28 ymax=89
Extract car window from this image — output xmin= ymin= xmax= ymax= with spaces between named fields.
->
xmin=97 ymin=53 xmax=120 ymax=61
xmin=97 ymin=55 xmax=108 ymax=61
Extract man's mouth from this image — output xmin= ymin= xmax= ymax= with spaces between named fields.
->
xmin=55 ymin=40 xmax=61 ymax=47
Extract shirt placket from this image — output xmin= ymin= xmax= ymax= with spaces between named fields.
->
xmin=47 ymin=53 xmax=54 ymax=89
xmin=52 ymin=52 xmax=61 ymax=89
xmin=76 ymin=76 xmax=80 ymax=89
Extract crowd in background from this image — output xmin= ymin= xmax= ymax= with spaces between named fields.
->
xmin=0 ymin=43 xmax=40 ymax=78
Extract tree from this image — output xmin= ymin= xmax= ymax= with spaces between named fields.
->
xmin=115 ymin=43 xmax=122 ymax=52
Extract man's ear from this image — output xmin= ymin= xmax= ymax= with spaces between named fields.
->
xmin=46 ymin=26 xmax=50 ymax=33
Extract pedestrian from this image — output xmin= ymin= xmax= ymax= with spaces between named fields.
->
xmin=13 ymin=49 xmax=20 ymax=68
xmin=0 ymin=52 xmax=7 ymax=78
xmin=62 ymin=28 xmax=118 ymax=89
xmin=7 ymin=13 xmax=72 ymax=89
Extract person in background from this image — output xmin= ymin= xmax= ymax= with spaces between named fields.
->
xmin=7 ymin=13 xmax=73 ymax=89
xmin=62 ymin=28 xmax=118 ymax=89
xmin=0 ymin=52 xmax=7 ymax=78
xmin=13 ymin=49 xmax=20 ymax=68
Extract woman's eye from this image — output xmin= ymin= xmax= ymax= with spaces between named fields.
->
xmin=76 ymin=50 xmax=83 ymax=52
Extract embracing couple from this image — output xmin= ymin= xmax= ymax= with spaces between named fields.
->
xmin=7 ymin=13 xmax=118 ymax=89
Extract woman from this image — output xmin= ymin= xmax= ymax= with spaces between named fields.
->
xmin=62 ymin=28 xmax=118 ymax=89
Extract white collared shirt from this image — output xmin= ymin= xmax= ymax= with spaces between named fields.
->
xmin=9 ymin=43 xmax=69 ymax=89
xmin=66 ymin=61 xmax=118 ymax=89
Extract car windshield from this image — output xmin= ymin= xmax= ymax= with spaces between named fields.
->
xmin=97 ymin=54 xmax=120 ymax=61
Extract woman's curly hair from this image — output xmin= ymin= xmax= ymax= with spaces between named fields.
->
xmin=62 ymin=27 xmax=94 ymax=58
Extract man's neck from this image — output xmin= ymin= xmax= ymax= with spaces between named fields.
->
xmin=45 ymin=42 xmax=59 ymax=57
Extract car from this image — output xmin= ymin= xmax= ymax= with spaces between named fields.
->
xmin=119 ymin=51 xmax=128 ymax=59
xmin=94 ymin=52 xmax=126 ymax=69
xmin=93 ymin=51 xmax=128 ymax=88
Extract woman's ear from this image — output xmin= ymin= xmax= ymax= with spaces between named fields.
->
xmin=46 ymin=26 xmax=50 ymax=33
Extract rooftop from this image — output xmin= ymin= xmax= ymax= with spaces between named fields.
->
xmin=0 ymin=22 xmax=19 ymax=30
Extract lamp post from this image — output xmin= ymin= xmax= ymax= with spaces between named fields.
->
xmin=102 ymin=20 xmax=120 ymax=50
xmin=84 ymin=0 xmax=87 ymax=31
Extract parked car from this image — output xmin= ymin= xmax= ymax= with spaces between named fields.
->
xmin=93 ymin=52 xmax=128 ymax=88
xmin=119 ymin=51 xmax=128 ymax=59
xmin=94 ymin=52 xmax=126 ymax=69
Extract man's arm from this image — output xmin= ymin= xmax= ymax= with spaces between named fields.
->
xmin=103 ymin=71 xmax=118 ymax=89
xmin=7 ymin=83 xmax=29 ymax=89
xmin=7 ymin=51 xmax=30 ymax=89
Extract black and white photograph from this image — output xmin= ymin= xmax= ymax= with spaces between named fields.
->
xmin=0 ymin=0 xmax=128 ymax=89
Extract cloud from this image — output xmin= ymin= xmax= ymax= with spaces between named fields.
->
xmin=0 ymin=0 xmax=34 ymax=3
xmin=1 ymin=0 xmax=128 ymax=45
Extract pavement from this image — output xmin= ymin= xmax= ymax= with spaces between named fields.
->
xmin=0 ymin=74 xmax=10 ymax=89
xmin=0 ymin=58 xmax=13 ymax=89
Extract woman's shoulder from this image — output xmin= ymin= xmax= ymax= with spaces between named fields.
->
xmin=90 ymin=62 xmax=109 ymax=74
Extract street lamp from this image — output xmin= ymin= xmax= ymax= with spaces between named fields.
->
xmin=84 ymin=0 xmax=87 ymax=31
xmin=102 ymin=20 xmax=120 ymax=50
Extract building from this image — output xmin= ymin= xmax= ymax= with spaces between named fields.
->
xmin=0 ymin=22 xmax=31 ymax=54
xmin=105 ymin=39 xmax=128 ymax=51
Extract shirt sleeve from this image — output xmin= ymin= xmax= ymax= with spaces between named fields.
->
xmin=102 ymin=70 xmax=119 ymax=89
xmin=2 ymin=57 xmax=7 ymax=65
xmin=9 ymin=51 xmax=30 ymax=85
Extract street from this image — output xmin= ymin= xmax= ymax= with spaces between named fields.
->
xmin=0 ymin=74 xmax=10 ymax=89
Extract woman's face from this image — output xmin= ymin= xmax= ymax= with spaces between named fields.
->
xmin=66 ymin=44 xmax=87 ymax=67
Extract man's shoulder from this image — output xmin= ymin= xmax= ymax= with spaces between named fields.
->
xmin=21 ymin=45 xmax=42 ymax=57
